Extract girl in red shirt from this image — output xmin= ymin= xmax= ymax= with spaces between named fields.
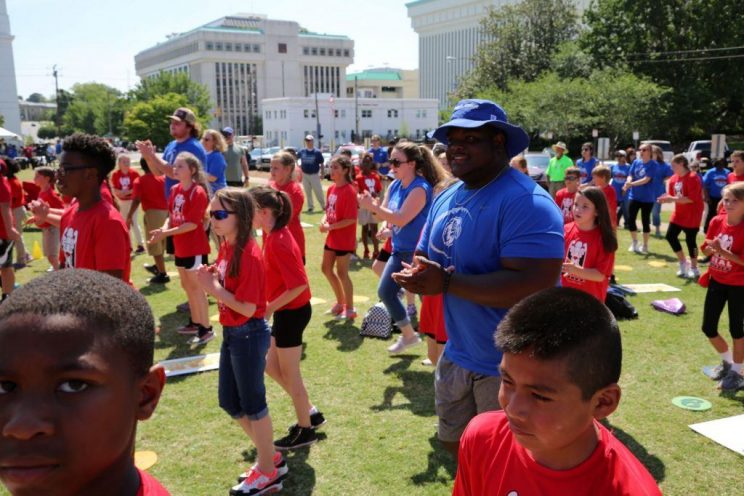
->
xmin=561 ymin=187 xmax=618 ymax=302
xmin=269 ymin=151 xmax=306 ymax=262
xmin=355 ymin=153 xmax=382 ymax=259
xmin=700 ymin=182 xmax=744 ymax=391
xmin=320 ymin=155 xmax=358 ymax=320
xmin=5 ymin=159 xmax=29 ymax=266
xmin=658 ymin=154 xmax=704 ymax=279
xmin=195 ymin=187 xmax=285 ymax=495
xmin=251 ymin=186 xmax=324 ymax=450
xmin=149 ymin=152 xmax=212 ymax=342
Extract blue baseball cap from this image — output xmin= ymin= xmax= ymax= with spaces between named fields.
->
xmin=429 ymin=99 xmax=529 ymax=159
xmin=222 ymin=126 xmax=234 ymax=135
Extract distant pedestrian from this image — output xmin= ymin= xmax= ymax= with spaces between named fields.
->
xmin=298 ymin=135 xmax=325 ymax=212
xmin=702 ymin=158 xmax=731 ymax=233
xmin=623 ymin=143 xmax=658 ymax=254
xmin=222 ymin=127 xmax=250 ymax=187
xmin=546 ymin=141 xmax=573 ymax=197
xmin=610 ymin=150 xmax=631 ymax=227
xmin=651 ymin=146 xmax=673 ymax=237
xmin=576 ymin=142 xmax=597 ymax=184
xmin=202 ymin=128 xmax=228 ymax=195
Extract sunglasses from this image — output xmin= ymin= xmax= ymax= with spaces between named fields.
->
xmin=56 ymin=165 xmax=95 ymax=177
xmin=389 ymin=159 xmax=410 ymax=168
xmin=210 ymin=210 xmax=235 ymax=220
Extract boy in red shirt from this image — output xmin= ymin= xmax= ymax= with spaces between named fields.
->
xmin=0 ymin=158 xmax=20 ymax=300
xmin=727 ymin=150 xmax=744 ymax=185
xmin=590 ymin=165 xmax=618 ymax=228
xmin=555 ymin=167 xmax=581 ymax=224
xmin=0 ymin=269 xmax=170 ymax=496
xmin=112 ymin=154 xmax=145 ymax=254
xmin=454 ymin=287 xmax=661 ymax=496
xmin=355 ymin=153 xmax=382 ymax=259
xmin=33 ymin=167 xmax=65 ymax=270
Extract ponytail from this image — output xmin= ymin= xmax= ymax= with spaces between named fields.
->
xmin=394 ymin=142 xmax=449 ymax=189
xmin=250 ymin=186 xmax=293 ymax=231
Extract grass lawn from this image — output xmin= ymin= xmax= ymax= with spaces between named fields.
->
xmin=5 ymin=168 xmax=744 ymax=495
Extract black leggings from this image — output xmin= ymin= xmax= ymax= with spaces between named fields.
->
xmin=702 ymin=279 xmax=744 ymax=339
xmin=665 ymin=223 xmax=699 ymax=258
xmin=628 ymin=200 xmax=653 ymax=233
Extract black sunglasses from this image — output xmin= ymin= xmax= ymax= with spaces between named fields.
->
xmin=210 ymin=210 xmax=235 ymax=220
xmin=389 ymin=158 xmax=410 ymax=167
xmin=56 ymin=165 xmax=95 ymax=176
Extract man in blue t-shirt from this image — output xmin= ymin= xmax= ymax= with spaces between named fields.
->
xmin=576 ymin=142 xmax=597 ymax=184
xmin=368 ymin=134 xmax=389 ymax=176
xmin=298 ymin=135 xmax=325 ymax=212
xmin=702 ymin=159 xmax=731 ymax=233
xmin=392 ymin=99 xmax=564 ymax=459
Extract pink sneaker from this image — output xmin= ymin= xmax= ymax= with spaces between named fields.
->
xmin=324 ymin=303 xmax=344 ymax=316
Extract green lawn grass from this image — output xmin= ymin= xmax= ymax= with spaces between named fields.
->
xmin=5 ymin=169 xmax=744 ymax=495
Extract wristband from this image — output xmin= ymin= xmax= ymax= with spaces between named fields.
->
xmin=442 ymin=269 xmax=452 ymax=294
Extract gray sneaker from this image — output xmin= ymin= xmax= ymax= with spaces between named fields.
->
xmin=719 ymin=369 xmax=744 ymax=392
xmin=387 ymin=334 xmax=422 ymax=355
xmin=704 ymin=360 xmax=731 ymax=381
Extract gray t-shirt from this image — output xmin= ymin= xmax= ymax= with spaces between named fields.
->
xmin=223 ymin=144 xmax=245 ymax=183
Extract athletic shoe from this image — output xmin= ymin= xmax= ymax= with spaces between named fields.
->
xmin=336 ymin=308 xmax=357 ymax=320
xmin=421 ymin=358 xmax=433 ymax=366
xmin=719 ymin=369 xmax=744 ymax=391
xmin=148 ymin=273 xmax=170 ymax=284
xmin=144 ymin=264 xmax=159 ymax=276
xmin=12 ymin=262 xmax=26 ymax=270
xmin=310 ymin=410 xmax=326 ymax=429
xmin=372 ymin=250 xmax=379 ymax=260
xmin=324 ymin=303 xmax=344 ymax=316
xmin=627 ymin=241 xmax=638 ymax=252
xmin=406 ymin=303 xmax=417 ymax=318
xmin=639 ymin=245 xmax=648 ymax=255
xmin=676 ymin=263 xmax=689 ymax=277
xmin=176 ymin=321 xmax=199 ymax=335
xmin=176 ymin=301 xmax=190 ymax=313
xmin=698 ymin=256 xmax=711 ymax=264
xmin=46 ymin=266 xmax=55 ymax=272
xmin=387 ymin=334 xmax=422 ymax=354
xmin=135 ymin=245 xmax=145 ymax=254
xmin=237 ymin=452 xmax=288 ymax=484
xmin=189 ymin=328 xmax=215 ymax=345
xmin=230 ymin=467 xmax=283 ymax=495
xmin=274 ymin=424 xmax=318 ymax=450
xmin=687 ymin=267 xmax=701 ymax=279
xmin=706 ymin=360 xmax=731 ymax=381
xmin=363 ymin=249 xmax=370 ymax=259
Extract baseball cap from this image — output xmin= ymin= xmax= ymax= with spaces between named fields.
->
xmin=222 ymin=126 xmax=234 ymax=136
xmin=168 ymin=107 xmax=196 ymax=125
xmin=305 ymin=135 xmax=314 ymax=141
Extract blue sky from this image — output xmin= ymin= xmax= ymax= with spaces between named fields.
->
xmin=7 ymin=0 xmax=419 ymax=98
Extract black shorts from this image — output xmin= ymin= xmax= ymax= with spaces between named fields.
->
xmin=324 ymin=244 xmax=353 ymax=257
xmin=226 ymin=181 xmax=244 ymax=187
xmin=175 ymin=254 xmax=209 ymax=270
xmin=376 ymin=247 xmax=392 ymax=263
xmin=166 ymin=236 xmax=175 ymax=255
xmin=0 ymin=239 xmax=13 ymax=269
xmin=272 ymin=302 xmax=312 ymax=348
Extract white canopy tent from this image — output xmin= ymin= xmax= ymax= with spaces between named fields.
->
xmin=0 ymin=126 xmax=21 ymax=141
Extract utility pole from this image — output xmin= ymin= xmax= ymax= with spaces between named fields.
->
xmin=314 ymin=91 xmax=321 ymax=150
xmin=354 ymin=76 xmax=359 ymax=143
xmin=52 ymin=64 xmax=60 ymax=136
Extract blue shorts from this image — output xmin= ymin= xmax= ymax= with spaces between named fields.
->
xmin=218 ymin=318 xmax=271 ymax=421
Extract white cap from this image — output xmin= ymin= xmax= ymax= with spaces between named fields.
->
xmin=305 ymin=135 xmax=314 ymax=141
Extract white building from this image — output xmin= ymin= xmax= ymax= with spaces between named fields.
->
xmin=406 ymin=0 xmax=590 ymax=108
xmin=0 ymin=0 xmax=21 ymax=135
xmin=261 ymin=96 xmax=439 ymax=149
xmin=346 ymin=67 xmax=419 ymax=99
xmin=134 ymin=13 xmax=354 ymax=136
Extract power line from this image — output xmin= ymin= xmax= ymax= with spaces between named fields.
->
xmin=628 ymin=53 xmax=744 ymax=64
xmin=625 ymin=45 xmax=744 ymax=57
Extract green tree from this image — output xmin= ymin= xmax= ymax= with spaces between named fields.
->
xmin=129 ymin=72 xmax=212 ymax=117
xmin=123 ymin=93 xmax=210 ymax=148
xmin=458 ymin=0 xmax=579 ymax=96
xmin=37 ymin=125 xmax=58 ymax=140
xmin=27 ymin=92 xmax=47 ymax=103
xmin=62 ymin=83 xmax=126 ymax=136
xmin=0 ymin=114 xmax=4 ymax=127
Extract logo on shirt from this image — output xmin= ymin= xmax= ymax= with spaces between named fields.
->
xmin=216 ymin=258 xmax=228 ymax=312
xmin=636 ymin=167 xmax=646 ymax=179
xmin=674 ymin=181 xmax=683 ymax=197
xmin=327 ymin=193 xmax=337 ymax=223
xmin=120 ymin=176 xmax=131 ymax=192
xmin=172 ymin=193 xmax=185 ymax=223
xmin=61 ymin=227 xmax=78 ymax=268
xmin=429 ymin=206 xmax=470 ymax=261
xmin=712 ymin=234 xmax=734 ymax=272
xmin=442 ymin=216 xmax=462 ymax=247
xmin=365 ymin=177 xmax=376 ymax=194
xmin=561 ymin=198 xmax=574 ymax=220
xmin=565 ymin=239 xmax=587 ymax=283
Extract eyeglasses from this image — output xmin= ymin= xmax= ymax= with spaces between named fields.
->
xmin=210 ymin=210 xmax=235 ymax=220
xmin=389 ymin=159 xmax=410 ymax=168
xmin=56 ymin=165 xmax=95 ymax=177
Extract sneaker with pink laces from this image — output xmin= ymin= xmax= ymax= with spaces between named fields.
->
xmin=335 ymin=307 xmax=357 ymax=320
xmin=231 ymin=465 xmax=283 ymax=495
xmin=237 ymin=451 xmax=288 ymax=484
xmin=324 ymin=303 xmax=344 ymax=316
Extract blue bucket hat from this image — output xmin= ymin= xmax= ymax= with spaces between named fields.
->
xmin=429 ymin=99 xmax=529 ymax=159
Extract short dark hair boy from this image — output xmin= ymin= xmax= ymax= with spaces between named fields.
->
xmin=453 ymin=287 xmax=660 ymax=496
xmin=0 ymin=269 xmax=170 ymax=496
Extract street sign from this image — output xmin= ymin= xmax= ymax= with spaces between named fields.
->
xmin=597 ymin=137 xmax=610 ymax=160
xmin=711 ymin=134 xmax=726 ymax=159
xmin=632 ymin=131 xmax=640 ymax=141
xmin=592 ymin=129 xmax=599 ymax=138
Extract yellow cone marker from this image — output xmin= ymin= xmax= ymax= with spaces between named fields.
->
xmin=32 ymin=240 xmax=43 ymax=260
xmin=134 ymin=451 xmax=158 ymax=471
xmin=614 ymin=265 xmax=633 ymax=272
xmin=310 ymin=297 xmax=327 ymax=306
xmin=648 ymin=261 xmax=667 ymax=268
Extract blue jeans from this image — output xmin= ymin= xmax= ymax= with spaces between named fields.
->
xmin=218 ymin=318 xmax=271 ymax=421
xmin=378 ymin=250 xmax=413 ymax=327
xmin=652 ymin=201 xmax=662 ymax=229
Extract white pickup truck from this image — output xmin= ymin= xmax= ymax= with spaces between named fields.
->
xmin=683 ymin=140 xmax=730 ymax=164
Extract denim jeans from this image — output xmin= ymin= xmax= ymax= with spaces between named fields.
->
xmin=218 ymin=318 xmax=271 ymax=420
xmin=652 ymin=201 xmax=662 ymax=229
xmin=378 ymin=250 xmax=413 ymax=327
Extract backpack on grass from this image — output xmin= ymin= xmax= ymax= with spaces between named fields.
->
xmin=359 ymin=302 xmax=393 ymax=339
xmin=605 ymin=287 xmax=638 ymax=320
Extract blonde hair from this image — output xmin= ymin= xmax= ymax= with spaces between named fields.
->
xmin=175 ymin=151 xmax=211 ymax=198
xmin=202 ymin=129 xmax=227 ymax=153
xmin=722 ymin=182 xmax=744 ymax=202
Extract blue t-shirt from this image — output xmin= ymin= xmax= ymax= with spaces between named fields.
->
xmin=298 ymin=148 xmax=324 ymax=174
xmin=417 ymin=168 xmax=564 ymax=376
xmin=703 ymin=168 xmax=731 ymax=199
xmin=654 ymin=161 xmax=673 ymax=197
xmin=205 ymin=151 xmax=227 ymax=194
xmin=576 ymin=157 xmax=597 ymax=184
xmin=369 ymin=146 xmax=389 ymax=175
xmin=162 ymin=138 xmax=207 ymax=199
xmin=610 ymin=164 xmax=630 ymax=201
xmin=627 ymin=159 xmax=658 ymax=203
xmin=387 ymin=176 xmax=432 ymax=252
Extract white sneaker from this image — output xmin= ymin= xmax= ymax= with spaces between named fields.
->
xmin=639 ymin=245 xmax=648 ymax=255
xmin=231 ymin=467 xmax=283 ymax=495
xmin=387 ymin=334 xmax=422 ymax=354
xmin=687 ymin=267 xmax=701 ymax=279
xmin=628 ymin=241 xmax=637 ymax=252
xmin=676 ymin=263 xmax=689 ymax=277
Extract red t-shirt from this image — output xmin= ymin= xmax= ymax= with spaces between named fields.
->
xmin=100 ymin=181 xmax=115 ymax=206
xmin=137 ymin=468 xmax=171 ymax=496
xmin=727 ymin=172 xmax=744 ymax=184
xmin=0 ymin=175 xmax=14 ymax=239
xmin=562 ymin=222 xmax=615 ymax=302
xmin=9 ymin=177 xmax=24 ymax=209
xmin=36 ymin=187 xmax=65 ymax=228
xmin=111 ymin=169 xmax=141 ymax=199
xmin=454 ymin=411 xmax=661 ymax=496
xmin=133 ymin=174 xmax=168 ymax=211
xmin=601 ymin=184 xmax=618 ymax=227
xmin=555 ymin=188 xmax=577 ymax=224
xmin=264 ymin=227 xmax=311 ymax=310
xmin=59 ymin=200 xmax=131 ymax=281
xmin=668 ymin=172 xmax=704 ymax=229
xmin=270 ymin=179 xmax=306 ymax=259
xmin=355 ymin=171 xmax=382 ymax=196
xmin=216 ymin=238 xmax=266 ymax=326
xmin=325 ymin=183 xmax=358 ymax=251
xmin=168 ymin=183 xmax=210 ymax=258
xmin=704 ymin=215 xmax=744 ymax=286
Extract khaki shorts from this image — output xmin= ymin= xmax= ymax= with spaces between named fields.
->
xmin=42 ymin=227 xmax=60 ymax=259
xmin=435 ymin=353 xmax=502 ymax=443
xmin=143 ymin=209 xmax=169 ymax=257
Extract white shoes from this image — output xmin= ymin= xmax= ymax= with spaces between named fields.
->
xmin=387 ymin=334 xmax=422 ymax=355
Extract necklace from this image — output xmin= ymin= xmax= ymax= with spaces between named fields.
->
xmin=454 ymin=165 xmax=509 ymax=208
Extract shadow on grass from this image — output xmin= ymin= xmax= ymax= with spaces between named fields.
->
xmin=644 ymin=250 xmax=679 ymax=263
xmin=155 ymin=311 xmax=214 ymax=366
xmin=139 ymin=283 xmax=169 ymax=296
xmin=411 ymin=433 xmax=456 ymax=487
xmin=602 ymin=420 xmax=666 ymax=483
xmin=322 ymin=320 xmax=363 ymax=352
xmin=370 ymin=356 xmax=436 ymax=417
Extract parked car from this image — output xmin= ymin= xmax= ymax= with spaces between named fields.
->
xmin=683 ymin=140 xmax=730 ymax=165
xmin=259 ymin=146 xmax=282 ymax=171
xmin=333 ymin=144 xmax=366 ymax=166
xmin=524 ymin=152 xmax=550 ymax=191
xmin=641 ymin=140 xmax=674 ymax=163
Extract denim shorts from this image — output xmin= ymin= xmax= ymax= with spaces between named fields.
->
xmin=218 ymin=318 xmax=271 ymax=421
